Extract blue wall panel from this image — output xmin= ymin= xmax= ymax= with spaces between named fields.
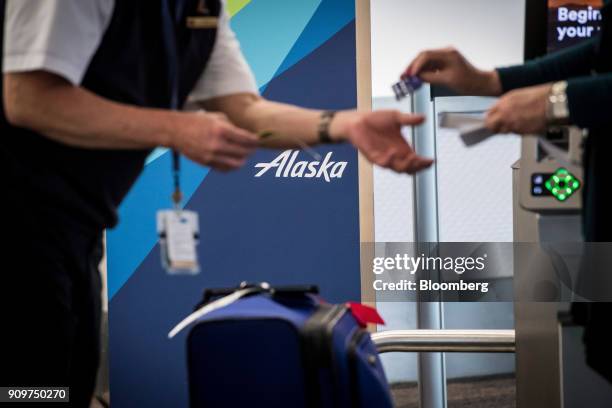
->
xmin=108 ymin=3 xmax=359 ymax=406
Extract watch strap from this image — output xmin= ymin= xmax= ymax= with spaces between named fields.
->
xmin=318 ymin=110 xmax=337 ymax=144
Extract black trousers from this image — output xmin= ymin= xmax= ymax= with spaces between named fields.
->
xmin=0 ymin=201 xmax=103 ymax=408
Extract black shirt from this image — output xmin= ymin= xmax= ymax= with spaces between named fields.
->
xmin=497 ymin=2 xmax=612 ymax=241
xmin=0 ymin=0 xmax=220 ymax=235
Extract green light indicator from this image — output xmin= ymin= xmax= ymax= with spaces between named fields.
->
xmin=544 ymin=168 xmax=581 ymax=202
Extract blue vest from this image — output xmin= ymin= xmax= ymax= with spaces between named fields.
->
xmin=0 ymin=0 xmax=220 ymax=233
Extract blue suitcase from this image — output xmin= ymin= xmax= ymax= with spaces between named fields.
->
xmin=173 ymin=283 xmax=394 ymax=408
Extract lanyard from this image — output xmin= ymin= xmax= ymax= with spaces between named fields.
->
xmin=172 ymin=150 xmax=183 ymax=208
xmin=161 ymin=0 xmax=184 ymax=209
xmin=157 ymin=0 xmax=203 ymax=276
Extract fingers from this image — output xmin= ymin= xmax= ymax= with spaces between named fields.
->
xmin=396 ymin=112 xmax=425 ymax=127
xmin=485 ymin=103 xmax=511 ymax=134
xmin=418 ymin=70 xmax=444 ymax=85
xmin=401 ymin=64 xmax=414 ymax=79
xmin=215 ymin=140 xmax=255 ymax=159
xmin=222 ymin=124 xmax=259 ymax=149
xmin=352 ymin=110 xmax=432 ymax=174
xmin=390 ymin=152 xmax=434 ymax=174
xmin=208 ymin=112 xmax=230 ymax=123
xmin=208 ymin=156 xmax=248 ymax=172
xmin=206 ymin=111 xmax=258 ymax=148
xmin=366 ymin=110 xmax=424 ymax=128
xmin=402 ymin=58 xmax=420 ymax=78
xmin=402 ymin=47 xmax=474 ymax=91
xmin=410 ymin=156 xmax=434 ymax=173
xmin=205 ymin=121 xmax=258 ymax=168
xmin=406 ymin=53 xmax=428 ymax=78
xmin=178 ymin=112 xmax=258 ymax=170
xmin=485 ymin=109 xmax=502 ymax=134
xmin=369 ymin=141 xmax=433 ymax=174
xmin=408 ymin=49 xmax=452 ymax=76
xmin=212 ymin=125 xmax=258 ymax=160
xmin=407 ymin=51 xmax=433 ymax=77
xmin=203 ymin=141 xmax=252 ymax=170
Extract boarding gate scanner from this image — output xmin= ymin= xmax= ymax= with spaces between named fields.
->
xmin=369 ymin=100 xmax=612 ymax=408
xmin=360 ymin=1 xmax=612 ymax=407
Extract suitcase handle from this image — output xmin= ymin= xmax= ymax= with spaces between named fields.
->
xmin=196 ymin=282 xmax=319 ymax=310
xmin=170 ymin=286 xmax=262 ymax=338
xmin=272 ymin=285 xmax=319 ymax=297
xmin=170 ymin=283 xmax=321 ymax=339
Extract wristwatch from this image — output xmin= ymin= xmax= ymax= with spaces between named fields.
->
xmin=546 ymin=81 xmax=570 ymax=126
xmin=318 ymin=110 xmax=338 ymax=143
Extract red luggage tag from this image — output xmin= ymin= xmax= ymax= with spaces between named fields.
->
xmin=347 ymin=302 xmax=385 ymax=327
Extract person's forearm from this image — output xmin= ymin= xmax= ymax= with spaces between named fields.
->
xmin=497 ymin=39 xmax=597 ymax=93
xmin=203 ymin=93 xmax=357 ymax=147
xmin=3 ymin=71 xmax=179 ymax=149
xmin=471 ymin=69 xmax=504 ymax=96
xmin=567 ymin=73 xmax=612 ymax=129
xmin=203 ymin=92 xmax=432 ymax=174
xmin=241 ymin=97 xmax=322 ymax=145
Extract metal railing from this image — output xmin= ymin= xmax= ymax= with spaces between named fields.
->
xmin=372 ymin=329 xmax=515 ymax=353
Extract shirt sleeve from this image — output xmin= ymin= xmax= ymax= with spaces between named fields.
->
xmin=567 ymin=73 xmax=612 ymax=129
xmin=187 ymin=3 xmax=258 ymax=103
xmin=3 ymin=0 xmax=114 ymax=85
xmin=496 ymin=38 xmax=598 ymax=92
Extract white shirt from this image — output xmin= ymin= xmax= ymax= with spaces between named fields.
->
xmin=2 ymin=0 xmax=258 ymax=103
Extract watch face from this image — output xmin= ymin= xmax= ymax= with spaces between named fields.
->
xmin=554 ymin=97 xmax=570 ymax=119
xmin=553 ymin=103 xmax=565 ymax=119
xmin=549 ymin=83 xmax=570 ymax=120
xmin=552 ymin=81 xmax=568 ymax=94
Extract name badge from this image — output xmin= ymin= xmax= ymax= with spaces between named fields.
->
xmin=187 ymin=0 xmax=218 ymax=29
xmin=186 ymin=16 xmax=218 ymax=29
xmin=157 ymin=209 xmax=200 ymax=275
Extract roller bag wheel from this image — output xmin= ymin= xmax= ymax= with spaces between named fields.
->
xmin=175 ymin=283 xmax=394 ymax=408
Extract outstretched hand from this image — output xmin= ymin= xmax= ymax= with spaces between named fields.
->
xmin=331 ymin=110 xmax=433 ymax=174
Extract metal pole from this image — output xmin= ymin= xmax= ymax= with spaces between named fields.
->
xmin=513 ymin=137 xmax=564 ymax=408
xmin=412 ymin=87 xmax=447 ymax=408
xmin=372 ymin=330 xmax=516 ymax=354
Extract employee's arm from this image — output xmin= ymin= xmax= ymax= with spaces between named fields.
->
xmin=402 ymin=39 xmax=597 ymax=97
xmin=402 ymin=41 xmax=604 ymax=135
xmin=484 ymin=72 xmax=612 ymax=134
xmin=562 ymin=73 xmax=612 ymax=129
xmin=202 ymin=93 xmax=433 ymax=173
xmin=496 ymin=39 xmax=597 ymax=93
xmin=3 ymin=71 xmax=259 ymax=171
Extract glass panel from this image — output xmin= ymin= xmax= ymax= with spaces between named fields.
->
xmin=372 ymin=96 xmax=419 ymax=386
xmin=370 ymin=1 xmax=526 ymax=406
